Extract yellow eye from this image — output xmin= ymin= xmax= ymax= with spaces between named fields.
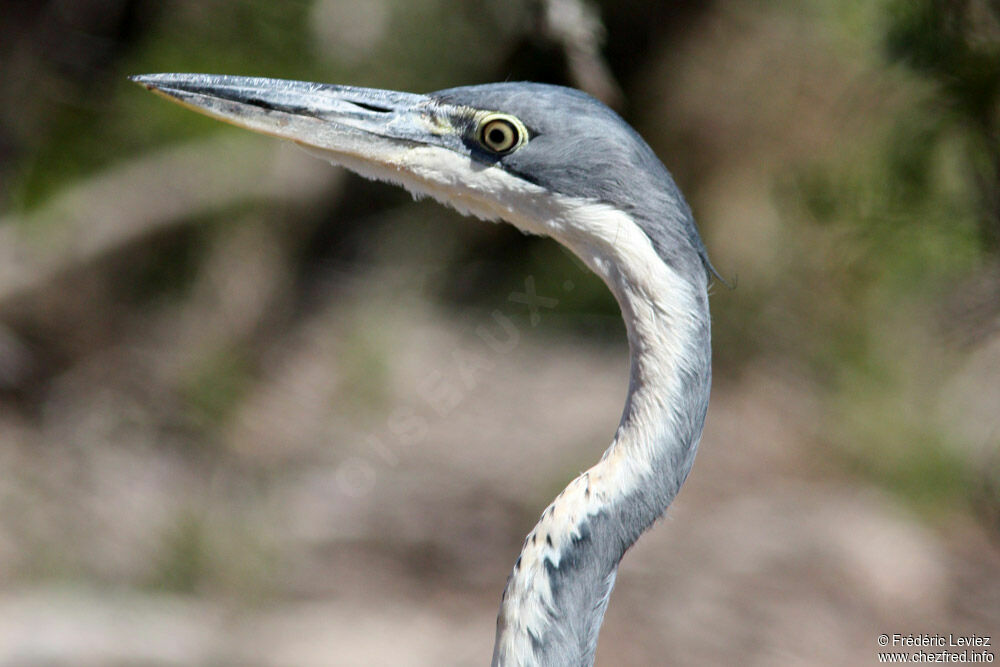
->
xmin=477 ymin=114 xmax=525 ymax=154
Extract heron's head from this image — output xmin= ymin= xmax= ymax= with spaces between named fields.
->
xmin=131 ymin=74 xmax=712 ymax=283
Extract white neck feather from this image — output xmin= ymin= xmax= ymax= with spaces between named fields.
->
xmin=489 ymin=195 xmax=708 ymax=667
xmin=307 ymin=143 xmax=710 ymax=667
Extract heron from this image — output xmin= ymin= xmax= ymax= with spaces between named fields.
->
xmin=132 ymin=73 xmax=715 ymax=667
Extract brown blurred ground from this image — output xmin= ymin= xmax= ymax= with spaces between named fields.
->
xmin=1 ymin=290 xmax=997 ymax=665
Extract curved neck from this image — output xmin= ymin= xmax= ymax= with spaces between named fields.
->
xmin=491 ymin=203 xmax=712 ymax=667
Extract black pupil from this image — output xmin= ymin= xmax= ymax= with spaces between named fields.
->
xmin=488 ymin=126 xmax=508 ymax=146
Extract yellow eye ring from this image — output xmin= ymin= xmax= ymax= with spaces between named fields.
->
xmin=477 ymin=114 xmax=526 ymax=154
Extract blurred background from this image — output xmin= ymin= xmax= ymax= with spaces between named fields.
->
xmin=1 ymin=0 xmax=998 ymax=664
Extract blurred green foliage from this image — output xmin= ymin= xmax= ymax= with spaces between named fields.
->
xmin=149 ymin=508 xmax=278 ymax=598
xmin=11 ymin=0 xmax=324 ymax=211
xmin=885 ymin=0 xmax=1000 ymax=250
xmin=181 ymin=344 xmax=255 ymax=428
xmin=149 ymin=510 xmax=210 ymax=593
xmin=782 ymin=0 xmax=999 ymax=514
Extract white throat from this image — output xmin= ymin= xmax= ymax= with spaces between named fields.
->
xmin=309 ymin=141 xmax=710 ymax=667
xmin=487 ymin=196 xmax=708 ymax=667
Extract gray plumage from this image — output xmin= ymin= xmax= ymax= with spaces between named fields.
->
xmin=433 ymin=82 xmax=715 ymax=284
xmin=441 ymin=82 xmax=713 ymax=666
xmin=132 ymin=74 xmax=714 ymax=667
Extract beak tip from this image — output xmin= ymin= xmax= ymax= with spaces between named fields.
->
xmin=129 ymin=74 xmax=153 ymax=89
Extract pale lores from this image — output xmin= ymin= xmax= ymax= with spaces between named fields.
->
xmin=133 ymin=73 xmax=716 ymax=666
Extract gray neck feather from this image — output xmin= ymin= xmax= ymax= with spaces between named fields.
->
xmin=493 ymin=212 xmax=712 ymax=666
xmin=539 ymin=284 xmax=709 ymax=666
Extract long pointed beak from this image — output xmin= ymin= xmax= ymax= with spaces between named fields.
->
xmin=131 ymin=73 xmax=511 ymax=223
xmin=130 ymin=73 xmax=446 ymax=157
